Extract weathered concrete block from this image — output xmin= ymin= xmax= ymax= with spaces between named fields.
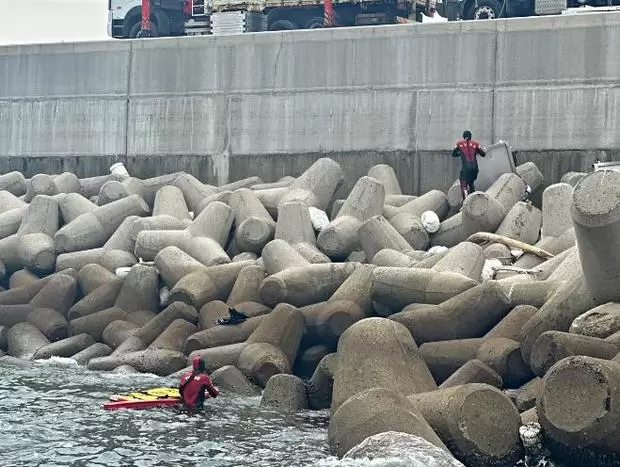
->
xmin=33 ymin=334 xmax=95 ymax=360
xmin=476 ymin=337 xmax=533 ymax=388
xmin=408 ymin=384 xmax=523 ymax=466
xmin=70 ymin=342 xmax=112 ymax=365
xmin=541 ymin=183 xmax=573 ymax=238
xmin=0 ymin=172 xmax=27 ymax=197
xmin=278 ymin=158 xmax=343 ymax=212
xmin=317 ymin=176 xmax=385 ymax=259
xmin=30 ymin=274 xmax=77 ymax=316
xmin=420 ymin=338 xmax=485 ymax=384
xmin=211 ymin=365 xmax=260 ymax=396
xmin=495 ymin=201 xmax=542 ymax=245
xmin=371 ymin=248 xmax=416 ymax=267
xmin=306 ymin=353 xmax=337 ymax=410
xmin=529 ymin=331 xmax=619 ymax=376
xmin=237 ymin=342 xmax=291 ymax=387
xmin=514 ymin=376 xmax=542 ymax=412
xmin=499 ymin=280 xmax=563 ymax=308
xmin=332 ymin=317 xmax=436 ymax=413
xmin=114 ymin=263 xmax=159 ymax=313
xmin=293 ymin=344 xmax=332 ymax=379
xmin=484 ymin=305 xmax=537 ymax=341
xmin=439 ymin=359 xmax=503 ymax=389
xmin=7 ymin=322 xmax=50 ymax=359
xmin=329 ymin=388 xmax=447 ymax=458
xmin=118 ymin=349 xmax=187 ymax=376
xmin=170 ymin=261 xmax=254 ymax=308
xmin=260 ymin=374 xmax=308 ymax=413
xmin=368 ymin=164 xmax=402 ymax=196
xmin=393 ymin=281 xmax=512 ymax=344
xmin=261 ymin=239 xmax=309 ymax=275
xmin=372 ymin=267 xmax=478 ymax=315
xmin=98 ymin=180 xmax=128 ymax=205
xmin=0 ymin=304 xmax=35 ymax=327
xmin=0 ymin=207 xmax=27 ymax=241
xmin=198 ymin=300 xmax=230 ymax=330
xmin=59 ymin=193 xmax=97 ymax=224
xmin=246 ymin=303 xmax=304 ymax=367
xmin=152 ymin=185 xmax=190 ymax=221
xmin=54 ymin=194 xmax=150 ymax=253
xmin=188 ymin=342 xmax=248 ymax=373
xmin=538 ymin=356 xmax=620 ymax=464
xmin=102 ymin=320 xmax=139 ymax=349
xmin=260 ymin=263 xmax=356 ymax=308
xmin=389 ymin=212 xmax=430 ymax=251
xmin=275 ymin=201 xmax=316 ymax=246
xmin=184 ymin=316 xmax=264 ymax=353
xmin=172 ymin=173 xmax=217 ymax=214
xmin=69 ymin=307 xmax=128 ymax=341
xmin=27 ymin=307 xmax=68 ymax=342
xmin=569 ymin=302 xmax=620 ymax=339
xmin=483 ymin=243 xmax=511 ymax=261
xmin=68 ymin=279 xmax=123 ymax=320
xmin=358 ymin=215 xmax=412 ymax=262
xmin=519 ymin=271 xmax=601 ymax=363
xmin=148 ymin=319 xmax=197 ymax=352
xmin=571 ymin=171 xmax=620 ymax=302
xmin=431 ymin=241 xmax=484 ymax=281
xmin=127 ymin=310 xmax=157 ymax=326
xmin=516 ymin=162 xmax=544 ymax=193
xmin=398 ymin=190 xmax=449 ymax=220
xmin=226 ymin=265 xmax=265 ymax=306
xmin=228 ymin=188 xmax=275 ymax=255
xmin=187 ymin=201 xmax=234 ymax=246
xmin=486 ymin=173 xmax=527 ymax=214
xmin=134 ymin=301 xmax=198 ymax=347
xmin=78 ymin=263 xmax=118 ymax=296
xmin=111 ymin=336 xmax=146 ymax=356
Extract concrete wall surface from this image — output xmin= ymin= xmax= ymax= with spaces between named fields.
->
xmin=0 ymin=12 xmax=619 ymax=193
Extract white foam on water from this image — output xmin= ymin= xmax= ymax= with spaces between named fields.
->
xmin=34 ymin=356 xmax=79 ymax=366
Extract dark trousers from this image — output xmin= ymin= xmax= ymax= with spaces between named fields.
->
xmin=459 ymin=168 xmax=478 ymax=200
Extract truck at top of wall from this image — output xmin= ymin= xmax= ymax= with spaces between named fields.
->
xmin=107 ymin=0 xmax=620 ymax=39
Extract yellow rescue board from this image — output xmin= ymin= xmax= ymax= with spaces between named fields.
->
xmin=109 ymin=387 xmax=181 ymax=402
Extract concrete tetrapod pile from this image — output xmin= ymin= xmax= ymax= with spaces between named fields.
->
xmin=0 ymin=162 xmax=619 ymax=465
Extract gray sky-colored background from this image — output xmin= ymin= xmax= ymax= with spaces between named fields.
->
xmin=0 ymin=0 xmax=109 ymax=45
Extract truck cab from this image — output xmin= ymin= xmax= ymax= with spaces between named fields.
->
xmin=108 ymin=0 xmax=194 ymax=38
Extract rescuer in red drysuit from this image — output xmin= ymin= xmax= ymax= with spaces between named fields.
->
xmin=451 ymin=130 xmax=487 ymax=199
xmin=179 ymin=355 xmax=219 ymax=409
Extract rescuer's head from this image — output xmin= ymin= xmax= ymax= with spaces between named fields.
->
xmin=463 ymin=130 xmax=472 ymax=140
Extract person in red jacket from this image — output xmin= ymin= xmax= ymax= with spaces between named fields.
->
xmin=179 ymin=356 xmax=219 ymax=410
xmin=452 ymin=130 xmax=487 ymax=199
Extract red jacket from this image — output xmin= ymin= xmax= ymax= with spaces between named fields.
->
xmin=452 ymin=139 xmax=486 ymax=171
xmin=179 ymin=371 xmax=219 ymax=408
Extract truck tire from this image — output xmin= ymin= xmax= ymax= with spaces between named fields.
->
xmin=130 ymin=21 xmax=158 ymax=38
xmin=269 ymin=19 xmax=298 ymax=30
xmin=467 ymin=0 xmax=503 ymax=19
xmin=305 ymin=17 xmax=324 ymax=28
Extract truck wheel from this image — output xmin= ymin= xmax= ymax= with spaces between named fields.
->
xmin=129 ymin=21 xmax=158 ymax=38
xmin=467 ymin=0 xmax=503 ymax=19
xmin=305 ymin=17 xmax=324 ymax=28
xmin=269 ymin=19 xmax=298 ymax=30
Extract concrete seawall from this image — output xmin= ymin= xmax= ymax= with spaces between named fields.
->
xmin=1 ymin=12 xmax=619 ymax=193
